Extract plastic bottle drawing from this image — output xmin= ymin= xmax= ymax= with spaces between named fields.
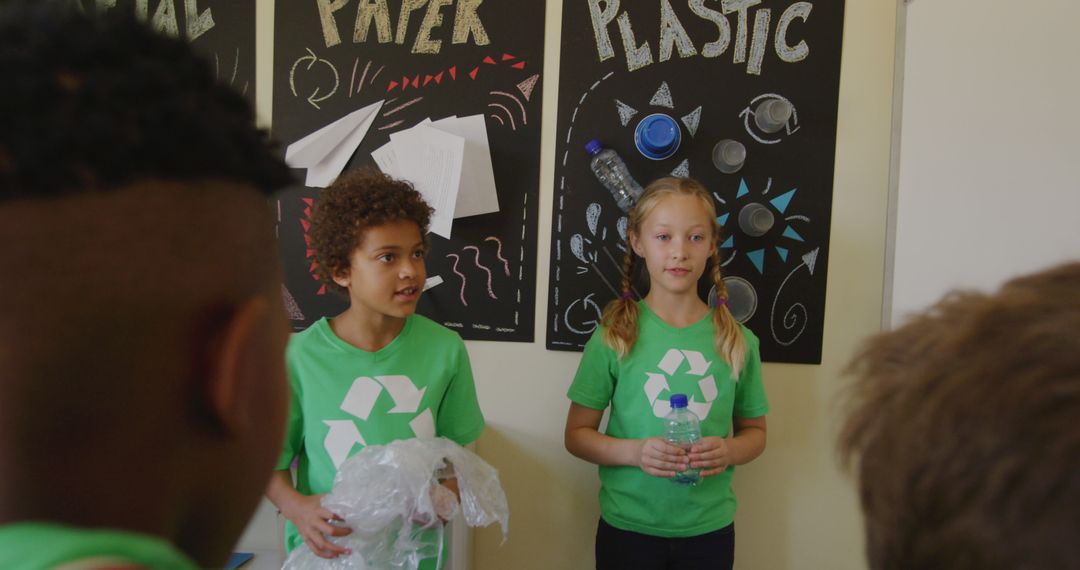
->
xmin=585 ymin=139 xmax=643 ymax=213
xmin=664 ymin=393 xmax=702 ymax=486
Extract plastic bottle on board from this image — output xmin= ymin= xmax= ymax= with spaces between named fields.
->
xmin=585 ymin=139 xmax=643 ymax=213
xmin=664 ymin=393 xmax=702 ymax=486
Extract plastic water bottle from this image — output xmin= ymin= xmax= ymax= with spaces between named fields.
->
xmin=664 ymin=393 xmax=702 ymax=486
xmin=585 ymin=139 xmax=643 ymax=213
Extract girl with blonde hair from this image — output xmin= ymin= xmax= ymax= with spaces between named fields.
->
xmin=565 ymin=177 xmax=769 ymax=570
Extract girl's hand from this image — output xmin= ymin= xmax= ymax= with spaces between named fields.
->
xmin=280 ymin=493 xmax=352 ymax=559
xmin=689 ymin=436 xmax=733 ymax=477
xmin=637 ymin=437 xmax=691 ymax=477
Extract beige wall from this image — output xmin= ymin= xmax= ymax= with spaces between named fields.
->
xmin=251 ymin=1 xmax=899 ymax=568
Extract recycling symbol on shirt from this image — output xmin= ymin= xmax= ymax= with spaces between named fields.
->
xmin=643 ymin=349 xmax=719 ymax=420
xmin=323 ymin=375 xmax=433 ymax=468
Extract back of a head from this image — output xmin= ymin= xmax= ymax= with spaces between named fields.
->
xmin=839 ymin=262 xmax=1080 ymax=569
xmin=0 ymin=1 xmax=293 ymax=562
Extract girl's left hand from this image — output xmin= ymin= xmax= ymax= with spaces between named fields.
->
xmin=688 ymin=437 xmax=732 ymax=477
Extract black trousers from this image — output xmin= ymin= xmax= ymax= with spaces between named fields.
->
xmin=595 ymin=518 xmax=735 ymax=570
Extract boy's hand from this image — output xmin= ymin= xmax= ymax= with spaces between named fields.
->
xmin=281 ymin=493 xmax=352 ymax=559
xmin=637 ymin=437 xmax=690 ymax=478
xmin=689 ymin=436 xmax=732 ymax=477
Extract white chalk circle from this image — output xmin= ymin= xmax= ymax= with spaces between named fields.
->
xmin=708 ymin=276 xmax=758 ymax=323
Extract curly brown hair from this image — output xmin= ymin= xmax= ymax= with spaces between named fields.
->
xmin=310 ymin=167 xmax=433 ymax=295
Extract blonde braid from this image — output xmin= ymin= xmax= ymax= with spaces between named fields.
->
xmin=601 ymin=246 xmax=640 ymax=358
xmin=710 ymin=248 xmax=747 ymax=378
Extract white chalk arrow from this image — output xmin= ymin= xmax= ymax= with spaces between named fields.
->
xmin=682 ymin=350 xmax=712 ymax=375
xmin=323 ymin=420 xmax=365 ymax=469
xmin=376 ymin=375 xmax=426 ymax=414
xmin=658 ymin=349 xmax=686 ymax=375
xmin=410 ymin=408 xmax=436 ymax=438
xmin=339 ymin=376 xmax=382 ymax=421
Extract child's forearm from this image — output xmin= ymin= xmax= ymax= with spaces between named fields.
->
xmin=566 ymin=426 xmax=643 ymax=467
xmin=265 ymin=469 xmax=305 ymax=513
xmin=726 ymin=421 xmax=767 ymax=466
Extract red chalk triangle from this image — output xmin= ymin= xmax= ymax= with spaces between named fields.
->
xmin=301 ymin=198 xmax=314 ymax=206
xmin=483 ymin=55 xmax=496 ymax=65
xmin=306 ymin=248 xmax=315 ymax=258
xmin=304 ymin=207 xmax=311 ymax=218
xmin=300 ymin=219 xmax=310 ymax=232
xmin=469 ymin=67 xmax=479 ymax=80
xmin=317 ymin=284 xmax=326 ymax=296
xmin=501 ymin=53 xmax=515 ymax=61
xmin=511 ymin=61 xmax=526 ymax=69
xmin=402 ymin=75 xmax=409 ymax=90
xmin=434 ymin=71 xmax=444 ymax=84
xmin=309 ymin=261 xmax=318 ymax=272
xmin=304 ymin=234 xmax=311 ymax=246
xmin=423 ymin=74 xmax=433 ymax=86
xmin=387 ymin=80 xmax=399 ymax=91
xmin=412 ymin=75 xmax=420 ymax=88
xmin=449 ymin=66 xmax=457 ymax=80
xmin=311 ymin=272 xmax=320 ymax=280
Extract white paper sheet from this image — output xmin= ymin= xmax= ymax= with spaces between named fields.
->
xmin=430 ymin=115 xmax=500 ymax=219
xmin=389 ymin=125 xmax=465 ymax=239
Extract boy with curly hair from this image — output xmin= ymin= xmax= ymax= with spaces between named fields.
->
xmin=0 ymin=2 xmax=292 ymax=569
xmin=266 ymin=167 xmax=485 ymax=565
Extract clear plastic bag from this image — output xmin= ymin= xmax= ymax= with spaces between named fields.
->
xmin=283 ymin=437 xmax=509 ymax=570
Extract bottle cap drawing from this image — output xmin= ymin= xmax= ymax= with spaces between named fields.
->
xmin=634 ymin=113 xmax=681 ymax=160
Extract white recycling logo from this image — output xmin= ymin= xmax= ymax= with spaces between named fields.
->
xmin=323 ymin=375 xmax=433 ymax=468
xmin=643 ymin=349 xmax=719 ymax=420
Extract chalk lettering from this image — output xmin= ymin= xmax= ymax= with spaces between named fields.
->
xmin=690 ymin=0 xmax=730 ymax=58
xmin=414 ymin=0 xmax=453 ymax=54
xmin=776 ymin=2 xmax=811 ymax=63
xmin=588 ymin=0 xmax=619 ymax=62
xmin=747 ymin=8 xmax=770 ymax=75
xmin=452 ymin=0 xmax=489 ymax=46
xmin=319 ymin=0 xmax=488 ymax=52
xmin=317 ymin=0 xmax=350 ymax=47
xmin=588 ymin=0 xmax=811 ymax=75
xmin=659 ymin=0 xmax=697 ymax=62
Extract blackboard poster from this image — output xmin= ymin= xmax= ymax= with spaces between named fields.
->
xmin=273 ymin=0 xmax=545 ymax=342
xmin=74 ymin=0 xmax=256 ymax=101
xmin=547 ymin=0 xmax=844 ymax=364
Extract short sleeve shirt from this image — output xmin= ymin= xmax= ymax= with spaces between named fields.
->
xmin=567 ymin=302 xmax=768 ymax=537
xmin=277 ymin=315 xmax=485 ymax=557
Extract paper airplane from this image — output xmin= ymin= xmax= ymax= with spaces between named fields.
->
xmin=285 ymin=99 xmax=384 ymax=188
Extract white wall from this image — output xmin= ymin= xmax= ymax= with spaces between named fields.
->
xmin=242 ymin=1 xmax=901 ymax=568
xmin=889 ymin=0 xmax=1080 ymax=325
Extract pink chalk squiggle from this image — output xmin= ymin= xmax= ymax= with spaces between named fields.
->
xmin=463 ymin=246 xmax=497 ymax=300
xmin=446 ymin=253 xmax=468 ymax=306
xmin=484 ymin=236 xmax=511 ymax=276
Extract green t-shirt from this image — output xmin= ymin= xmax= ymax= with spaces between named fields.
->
xmin=567 ymin=302 xmax=769 ymax=538
xmin=277 ymin=314 xmax=485 ymax=561
xmin=0 ymin=522 xmax=198 ymax=570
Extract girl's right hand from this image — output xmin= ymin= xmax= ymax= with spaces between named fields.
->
xmin=281 ymin=493 xmax=353 ymax=559
xmin=637 ymin=437 xmax=691 ymax=477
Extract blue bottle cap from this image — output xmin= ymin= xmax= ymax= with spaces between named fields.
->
xmin=584 ymin=139 xmax=603 ymax=155
xmin=670 ymin=394 xmax=688 ymax=408
xmin=634 ymin=113 xmax=681 ymax=160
